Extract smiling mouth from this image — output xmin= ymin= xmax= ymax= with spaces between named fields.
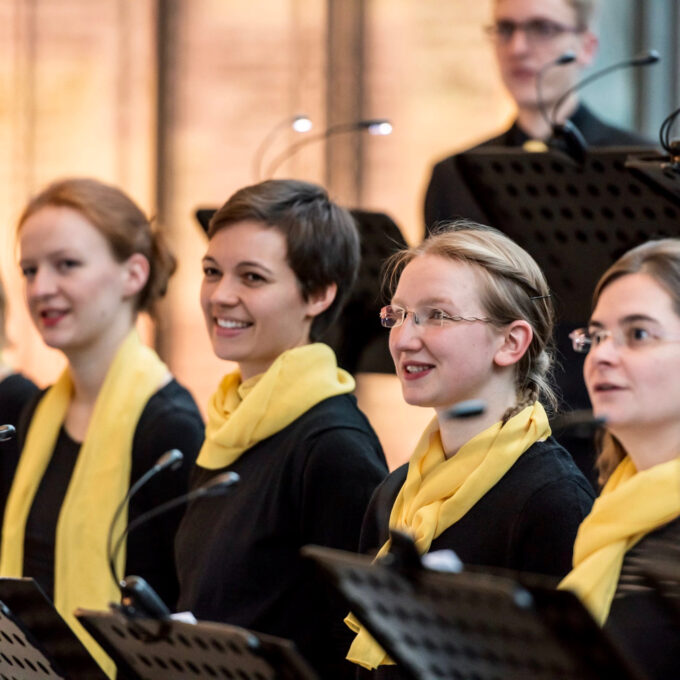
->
xmin=215 ymin=319 xmax=251 ymax=329
xmin=405 ymin=365 xmax=432 ymax=374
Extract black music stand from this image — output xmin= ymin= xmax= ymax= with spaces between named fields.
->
xmin=302 ymin=541 xmax=646 ymax=680
xmin=0 ymin=577 xmax=106 ymax=680
xmin=458 ymin=147 xmax=679 ymax=323
xmin=75 ymin=609 xmax=318 ymax=680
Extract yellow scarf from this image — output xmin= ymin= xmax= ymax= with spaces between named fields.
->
xmin=346 ymin=402 xmax=551 ymax=669
xmin=0 ymin=330 xmax=167 ymax=678
xmin=197 ymin=343 xmax=355 ymax=469
xmin=559 ymin=455 xmax=680 ymax=625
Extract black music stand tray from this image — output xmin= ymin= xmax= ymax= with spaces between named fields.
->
xmin=0 ymin=577 xmax=106 ymax=680
xmin=302 ymin=542 xmax=646 ymax=680
xmin=75 ymin=609 xmax=318 ymax=680
xmin=458 ymin=147 xmax=680 ymax=322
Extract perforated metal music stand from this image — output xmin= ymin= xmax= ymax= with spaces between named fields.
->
xmin=303 ymin=544 xmax=645 ymax=680
xmin=458 ymin=147 xmax=680 ymax=322
xmin=76 ymin=610 xmax=318 ymax=680
xmin=0 ymin=577 xmax=106 ymax=680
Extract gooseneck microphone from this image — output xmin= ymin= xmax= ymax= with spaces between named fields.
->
xmin=549 ymin=410 xmax=606 ymax=432
xmin=106 ymin=449 xmax=184 ymax=589
xmin=108 ymin=470 xmax=240 ymax=619
xmin=550 ymin=49 xmax=659 ymax=163
xmin=551 ymin=49 xmax=660 ymax=125
xmin=444 ymin=399 xmax=487 ymax=420
xmin=0 ymin=424 xmax=16 ymax=442
xmin=264 ymin=118 xmax=392 ymax=178
xmin=537 ymin=51 xmax=577 ymax=129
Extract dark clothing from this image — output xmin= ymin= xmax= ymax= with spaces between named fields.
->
xmin=0 ymin=372 xmax=39 ymax=538
xmin=424 ymin=104 xmax=651 ymax=232
xmin=175 ymin=393 xmax=387 ymax=680
xmin=605 ymin=516 xmax=680 ymax=680
xmin=361 ymin=437 xmax=594 ymax=576
xmin=357 ymin=437 xmax=594 ymax=680
xmin=5 ymin=379 xmax=203 ymax=609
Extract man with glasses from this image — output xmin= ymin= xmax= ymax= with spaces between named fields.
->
xmin=424 ymin=0 xmax=649 ymax=233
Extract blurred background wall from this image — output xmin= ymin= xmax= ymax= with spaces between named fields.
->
xmin=1 ymin=0 xmax=676 ymax=466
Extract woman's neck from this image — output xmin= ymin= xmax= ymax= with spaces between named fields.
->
xmin=436 ymin=382 xmax=520 ymax=458
xmin=66 ymin=323 xmax=134 ymax=404
xmin=614 ymin=424 xmax=680 ymax=472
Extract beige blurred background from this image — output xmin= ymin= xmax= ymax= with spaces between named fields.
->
xmin=0 ymin=0 xmax=662 ymax=468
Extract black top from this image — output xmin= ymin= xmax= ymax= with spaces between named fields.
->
xmin=175 ymin=393 xmax=387 ymax=680
xmin=0 ymin=372 xmax=40 ymax=537
xmin=424 ymin=104 xmax=652 ymax=233
xmin=6 ymin=379 xmax=203 ymax=609
xmin=357 ymin=437 xmax=594 ymax=680
xmin=605 ymin=516 xmax=680 ymax=680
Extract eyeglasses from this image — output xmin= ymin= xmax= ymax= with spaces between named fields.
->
xmin=569 ymin=326 xmax=680 ymax=354
xmin=379 ymin=305 xmax=491 ymax=329
xmin=485 ymin=19 xmax=582 ymax=46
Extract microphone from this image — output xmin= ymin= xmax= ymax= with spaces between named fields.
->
xmin=549 ymin=409 xmax=606 ymax=433
xmin=251 ymin=114 xmax=312 ymax=182
xmin=106 ymin=449 xmax=184 ymax=591
xmin=537 ymin=51 xmax=577 ymax=130
xmin=551 ymin=49 xmax=660 ymax=125
xmin=0 ymin=424 xmax=16 ymax=442
xmin=264 ymin=118 xmax=392 ymax=178
xmin=109 ymin=471 xmax=240 ymax=619
xmin=444 ymin=399 xmax=486 ymax=420
xmin=550 ymin=50 xmax=660 ymax=163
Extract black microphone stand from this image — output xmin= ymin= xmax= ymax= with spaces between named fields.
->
xmin=264 ymin=118 xmax=392 ymax=178
xmin=550 ymin=49 xmax=660 ymax=164
xmin=109 ymin=471 xmax=240 ymax=622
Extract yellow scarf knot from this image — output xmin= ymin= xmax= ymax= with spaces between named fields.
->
xmin=197 ymin=343 xmax=355 ymax=469
xmin=346 ymin=402 xmax=551 ymax=669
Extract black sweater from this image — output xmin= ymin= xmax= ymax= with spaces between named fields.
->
xmin=605 ymin=515 xmax=680 ymax=680
xmin=0 ymin=372 xmax=39 ymax=535
xmin=4 ymin=380 xmax=203 ymax=609
xmin=357 ymin=438 xmax=594 ymax=680
xmin=175 ymin=393 xmax=387 ymax=680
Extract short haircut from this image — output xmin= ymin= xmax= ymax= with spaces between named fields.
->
xmin=208 ymin=179 xmax=360 ymax=342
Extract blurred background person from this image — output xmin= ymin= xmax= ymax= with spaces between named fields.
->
xmin=424 ymin=0 xmax=649 ymax=231
xmin=0 ymin=178 xmax=203 ymax=676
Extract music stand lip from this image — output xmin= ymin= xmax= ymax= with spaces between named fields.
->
xmin=75 ymin=608 xmax=319 ymax=680
xmin=302 ymin=543 xmax=646 ymax=680
xmin=0 ymin=577 xmax=107 ymax=680
xmin=458 ymin=146 xmax=679 ymax=324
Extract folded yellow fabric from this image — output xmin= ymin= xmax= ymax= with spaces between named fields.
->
xmin=0 ymin=329 xmax=167 ymax=678
xmin=346 ymin=402 xmax=551 ymax=669
xmin=559 ymin=455 xmax=680 ymax=624
xmin=197 ymin=343 xmax=355 ymax=469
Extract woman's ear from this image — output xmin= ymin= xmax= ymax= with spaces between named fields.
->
xmin=122 ymin=253 xmax=151 ymax=299
xmin=306 ymin=283 xmax=338 ymax=319
xmin=494 ymin=320 xmax=533 ymax=367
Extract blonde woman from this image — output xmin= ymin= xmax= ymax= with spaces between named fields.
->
xmin=348 ymin=223 xmax=594 ymax=675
